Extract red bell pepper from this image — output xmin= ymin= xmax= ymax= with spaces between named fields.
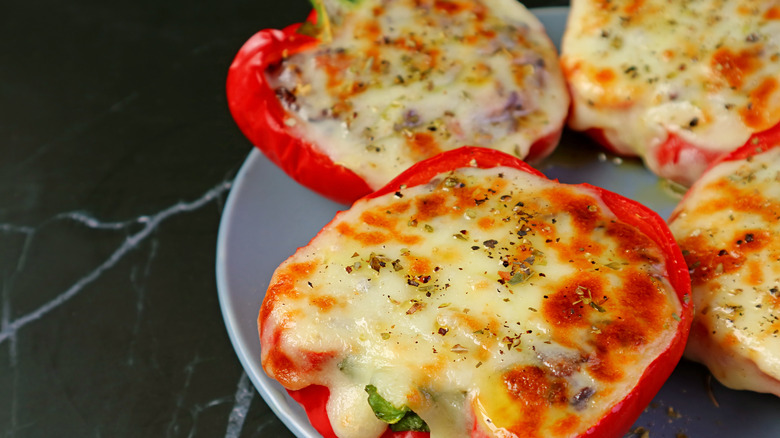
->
xmin=226 ymin=13 xmax=373 ymax=205
xmin=712 ymin=125 xmax=780 ymax=164
xmin=583 ymin=120 xmax=780 ymax=187
xmin=283 ymin=146 xmax=693 ymax=438
xmin=226 ymin=8 xmax=565 ymax=205
xmin=667 ymin=130 xmax=780 ymax=224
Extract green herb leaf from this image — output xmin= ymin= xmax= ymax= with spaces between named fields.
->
xmin=365 ymin=385 xmax=408 ymax=424
xmin=589 ymin=301 xmax=607 ymax=313
xmin=390 ymin=412 xmax=430 ymax=432
xmin=364 ymin=385 xmax=430 ymax=431
xmin=299 ymin=0 xmax=364 ymax=41
xmin=297 ymin=0 xmax=332 ymax=41
xmin=508 ymin=270 xmax=533 ymax=285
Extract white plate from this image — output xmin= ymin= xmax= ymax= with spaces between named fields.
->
xmin=217 ymin=7 xmax=780 ymax=437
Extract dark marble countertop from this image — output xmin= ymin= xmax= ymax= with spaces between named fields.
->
xmin=5 ymin=1 xmax=778 ymax=437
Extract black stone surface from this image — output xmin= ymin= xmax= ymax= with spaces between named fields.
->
xmin=0 ymin=1 xmax=577 ymax=437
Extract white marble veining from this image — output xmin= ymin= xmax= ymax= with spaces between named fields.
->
xmin=0 ymin=180 xmax=232 ymax=348
xmin=0 ymin=224 xmax=35 ymax=437
xmin=0 ymin=179 xmax=261 ymax=437
xmin=166 ymin=360 xmax=255 ymax=438
xmin=127 ymin=238 xmax=160 ymax=366
xmin=225 ymin=372 xmax=255 ymax=438
xmin=166 ymin=354 xmax=201 ymax=438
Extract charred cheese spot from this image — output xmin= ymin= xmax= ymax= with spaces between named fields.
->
xmin=679 ymin=230 xmax=771 ymax=286
xmin=589 ymin=319 xmax=646 ymax=382
xmin=264 ymin=261 xmax=317 ymax=305
xmin=741 ymin=77 xmax=780 ymax=129
xmin=407 ymin=132 xmax=442 ymax=161
xmin=623 ymin=0 xmax=645 ymax=15
xmin=336 ymin=222 xmax=389 ymax=246
xmin=551 ymin=414 xmax=581 ymax=435
xmin=543 ymin=274 xmax=605 ymax=333
xmin=356 ymin=20 xmax=381 ymax=41
xmin=606 ymin=220 xmax=662 ymax=265
xmin=712 ymin=47 xmax=762 ymax=90
xmin=413 ymin=192 xmax=449 ymax=221
xmin=544 ymin=188 xmax=602 ymax=232
xmin=503 ymin=365 xmax=568 ymax=422
xmin=316 ymin=52 xmax=352 ymax=92
xmin=765 ymin=6 xmax=780 ymax=19
xmin=309 ymin=294 xmax=339 ymax=312
xmin=594 ymin=68 xmax=616 ymax=85
xmin=434 ymin=0 xmax=468 ymax=15
xmin=693 ymin=176 xmax=780 ymax=222
xmin=478 ymin=216 xmax=496 ymax=230
xmin=621 ymin=271 xmax=668 ymax=329
xmin=261 ymin=166 xmax=681 ymax=438
xmin=405 ymin=256 xmax=432 ymax=276
xmin=360 ymin=209 xmax=398 ymax=230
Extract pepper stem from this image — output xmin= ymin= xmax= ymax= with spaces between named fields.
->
xmin=299 ymin=0 xmax=364 ymax=42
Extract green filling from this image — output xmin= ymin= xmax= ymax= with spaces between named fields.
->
xmin=364 ymin=385 xmax=430 ymax=432
xmin=390 ymin=411 xmax=430 ymax=432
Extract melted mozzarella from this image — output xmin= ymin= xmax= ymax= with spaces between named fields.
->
xmin=669 ymin=146 xmax=780 ymax=396
xmin=260 ymin=166 xmax=683 ymax=438
xmin=562 ymin=0 xmax=780 ymax=186
xmin=266 ymin=0 xmax=568 ymax=189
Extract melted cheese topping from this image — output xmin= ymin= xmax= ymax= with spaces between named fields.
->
xmin=669 ymin=146 xmax=780 ymax=395
xmin=260 ymin=166 xmax=682 ymax=438
xmin=267 ymin=0 xmax=568 ymax=189
xmin=562 ymin=0 xmax=780 ymax=185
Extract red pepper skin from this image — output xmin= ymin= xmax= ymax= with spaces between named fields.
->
xmin=226 ymin=16 xmax=373 ymax=205
xmin=287 ymin=386 xmax=338 ymax=438
xmin=714 ymin=125 xmax=780 ymax=164
xmin=569 ymin=183 xmax=691 ymax=438
xmin=584 ymin=121 xmax=780 ymax=186
xmin=667 ymin=132 xmax=780 ymax=224
xmin=284 ymin=147 xmax=692 ymax=438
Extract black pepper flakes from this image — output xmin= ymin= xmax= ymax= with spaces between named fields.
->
xmin=571 ymin=387 xmax=595 ymax=410
xmin=275 ymin=87 xmax=299 ymax=111
xmin=406 ymin=302 xmax=424 ymax=314
xmin=369 ymin=254 xmax=387 ymax=272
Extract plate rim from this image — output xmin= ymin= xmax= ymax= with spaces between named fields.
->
xmin=216 ymin=148 xmax=321 ymax=437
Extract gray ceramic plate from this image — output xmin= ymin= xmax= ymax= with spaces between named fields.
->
xmin=217 ymin=7 xmax=780 ymax=437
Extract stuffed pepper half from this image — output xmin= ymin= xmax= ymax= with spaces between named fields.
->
xmin=227 ymin=0 xmax=569 ymax=204
xmin=259 ymin=147 xmax=692 ymax=438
